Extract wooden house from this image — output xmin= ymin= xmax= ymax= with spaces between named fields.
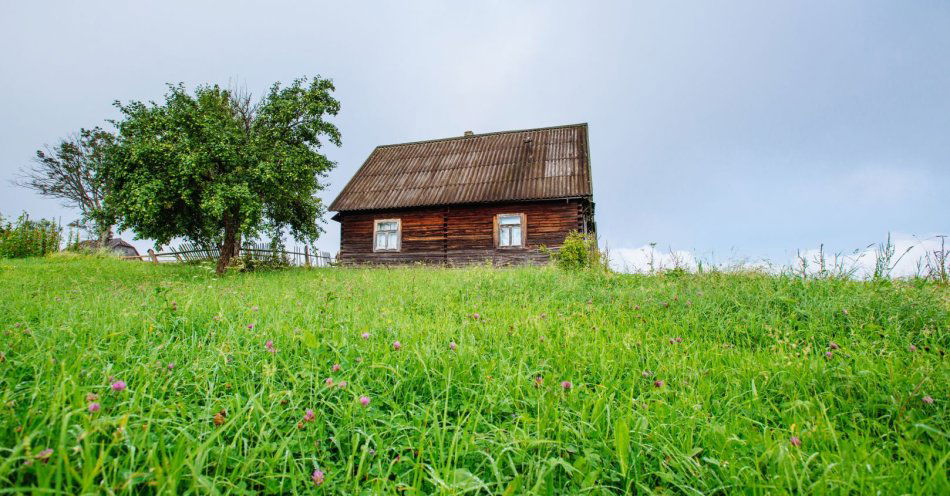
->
xmin=329 ymin=123 xmax=595 ymax=265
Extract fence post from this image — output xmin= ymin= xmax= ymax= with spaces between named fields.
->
xmin=147 ymin=249 xmax=159 ymax=264
xmin=305 ymin=245 xmax=311 ymax=268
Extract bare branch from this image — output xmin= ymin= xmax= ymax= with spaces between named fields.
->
xmin=12 ymin=127 xmax=114 ymax=237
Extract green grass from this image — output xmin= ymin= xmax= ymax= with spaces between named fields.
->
xmin=0 ymin=255 xmax=947 ymax=494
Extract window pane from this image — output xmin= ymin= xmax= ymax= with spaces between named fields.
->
xmin=388 ymin=232 xmax=398 ymax=249
xmin=499 ymin=226 xmax=510 ymax=246
xmin=499 ymin=215 xmax=521 ymax=226
xmin=510 ymin=226 xmax=521 ymax=246
xmin=375 ymin=233 xmax=386 ymax=249
xmin=378 ymin=221 xmax=396 ymax=232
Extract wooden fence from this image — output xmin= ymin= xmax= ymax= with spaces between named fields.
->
xmin=123 ymin=242 xmax=334 ymax=267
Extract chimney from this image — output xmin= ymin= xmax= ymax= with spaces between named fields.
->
xmin=463 ymin=130 xmax=474 ymax=136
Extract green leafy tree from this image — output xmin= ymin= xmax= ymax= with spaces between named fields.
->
xmin=102 ymin=77 xmax=341 ymax=273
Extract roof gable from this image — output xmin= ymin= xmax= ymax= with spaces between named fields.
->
xmin=329 ymin=123 xmax=591 ymax=212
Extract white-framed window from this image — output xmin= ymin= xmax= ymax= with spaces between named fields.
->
xmin=495 ymin=213 xmax=525 ymax=248
xmin=374 ymin=219 xmax=401 ymax=252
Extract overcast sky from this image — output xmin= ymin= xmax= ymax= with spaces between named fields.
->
xmin=2 ymin=1 xmax=947 ymax=269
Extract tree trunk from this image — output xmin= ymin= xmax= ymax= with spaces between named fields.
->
xmin=215 ymin=213 xmax=241 ymax=275
xmin=97 ymin=225 xmax=114 ymax=246
xmin=232 ymin=229 xmax=242 ymax=263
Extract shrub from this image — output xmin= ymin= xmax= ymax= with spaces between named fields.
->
xmin=233 ymin=235 xmax=292 ymax=272
xmin=235 ymin=251 xmax=291 ymax=272
xmin=546 ymin=231 xmax=606 ymax=271
xmin=0 ymin=212 xmax=62 ymax=258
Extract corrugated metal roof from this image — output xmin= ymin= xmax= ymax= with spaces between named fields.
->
xmin=329 ymin=123 xmax=592 ymax=212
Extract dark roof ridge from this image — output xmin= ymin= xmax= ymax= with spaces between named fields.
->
xmin=374 ymin=122 xmax=588 ymax=149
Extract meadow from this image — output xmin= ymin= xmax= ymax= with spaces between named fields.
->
xmin=0 ymin=255 xmax=946 ymax=494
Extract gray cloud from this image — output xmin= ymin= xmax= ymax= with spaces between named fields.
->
xmin=1 ymin=1 xmax=947 ymax=260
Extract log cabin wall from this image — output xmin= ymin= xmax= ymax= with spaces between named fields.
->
xmin=337 ymin=199 xmax=589 ymax=265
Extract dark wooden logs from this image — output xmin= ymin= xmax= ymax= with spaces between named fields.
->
xmin=336 ymin=199 xmax=592 ymax=266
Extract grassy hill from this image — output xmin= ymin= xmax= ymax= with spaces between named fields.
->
xmin=0 ymin=255 xmax=947 ymax=494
